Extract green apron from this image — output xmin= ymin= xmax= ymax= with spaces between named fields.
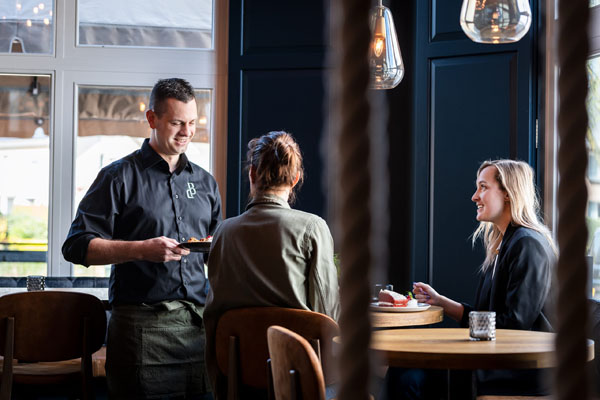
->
xmin=106 ymin=300 xmax=209 ymax=399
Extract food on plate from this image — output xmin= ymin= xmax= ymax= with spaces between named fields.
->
xmin=187 ymin=235 xmax=212 ymax=243
xmin=405 ymin=291 xmax=418 ymax=307
xmin=378 ymin=289 xmax=409 ymax=307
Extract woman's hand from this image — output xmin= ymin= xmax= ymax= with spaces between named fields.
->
xmin=413 ymin=282 xmax=441 ymax=306
xmin=413 ymin=281 xmax=465 ymax=322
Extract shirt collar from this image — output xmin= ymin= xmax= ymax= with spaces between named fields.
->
xmin=139 ymin=138 xmax=193 ymax=174
xmin=246 ymin=193 xmax=291 ymax=211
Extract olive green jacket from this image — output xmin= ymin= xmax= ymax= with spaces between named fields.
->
xmin=203 ymin=194 xmax=339 ymax=393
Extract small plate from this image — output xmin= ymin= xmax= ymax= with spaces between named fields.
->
xmin=369 ymin=302 xmax=431 ymax=313
xmin=178 ymin=241 xmax=211 ymax=253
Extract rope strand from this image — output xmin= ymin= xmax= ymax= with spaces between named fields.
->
xmin=555 ymin=0 xmax=590 ymax=398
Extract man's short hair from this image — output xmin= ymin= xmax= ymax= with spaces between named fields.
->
xmin=149 ymin=78 xmax=195 ymax=116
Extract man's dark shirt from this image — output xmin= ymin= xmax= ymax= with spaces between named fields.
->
xmin=62 ymin=139 xmax=222 ymax=306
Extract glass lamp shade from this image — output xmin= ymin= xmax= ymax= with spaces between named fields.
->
xmin=369 ymin=2 xmax=404 ymax=90
xmin=460 ymin=0 xmax=532 ymax=44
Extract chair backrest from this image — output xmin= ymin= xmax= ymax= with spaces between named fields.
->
xmin=267 ymin=325 xmax=326 ymax=400
xmin=215 ymin=307 xmax=339 ymax=389
xmin=0 ymin=291 xmax=106 ymax=362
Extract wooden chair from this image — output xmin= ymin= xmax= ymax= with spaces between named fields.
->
xmin=214 ymin=307 xmax=339 ymax=400
xmin=267 ymin=325 xmax=326 ymax=400
xmin=0 ymin=291 xmax=107 ymax=400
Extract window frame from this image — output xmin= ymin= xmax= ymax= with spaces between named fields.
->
xmin=543 ymin=1 xmax=600 ymax=231
xmin=0 ymin=0 xmax=228 ymax=276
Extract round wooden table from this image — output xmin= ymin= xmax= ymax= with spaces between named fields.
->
xmin=368 ymin=328 xmax=595 ymax=370
xmin=370 ymin=305 xmax=444 ymax=328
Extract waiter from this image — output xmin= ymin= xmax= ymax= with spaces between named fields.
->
xmin=62 ymin=78 xmax=221 ymax=399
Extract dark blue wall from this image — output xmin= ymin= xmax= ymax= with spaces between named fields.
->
xmin=226 ymin=0 xmax=327 ymax=217
xmin=227 ymin=0 xmax=540 ymax=313
xmin=399 ymin=0 xmax=538 ymax=311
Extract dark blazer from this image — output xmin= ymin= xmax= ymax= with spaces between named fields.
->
xmin=461 ymin=223 xmax=555 ymax=331
xmin=460 ymin=223 xmax=556 ymax=396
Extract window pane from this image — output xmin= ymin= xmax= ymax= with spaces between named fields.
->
xmin=0 ymin=74 xmax=50 ymax=276
xmin=0 ymin=1 xmax=54 ymax=54
xmin=587 ymin=55 xmax=600 ymax=299
xmin=73 ymin=85 xmax=212 ymax=277
xmin=77 ymin=0 xmax=213 ymax=49
xmin=592 ymin=0 xmax=600 ymax=7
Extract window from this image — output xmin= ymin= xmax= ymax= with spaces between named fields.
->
xmin=0 ymin=0 xmax=227 ymax=277
xmin=0 ymin=1 xmax=54 ymax=54
xmin=77 ymin=0 xmax=213 ymax=49
xmin=0 ymin=74 xmax=50 ymax=276
xmin=546 ymin=2 xmax=600 ymax=299
xmin=587 ymin=51 xmax=600 ymax=299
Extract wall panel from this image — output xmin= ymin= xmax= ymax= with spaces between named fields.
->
xmin=429 ymin=53 xmax=517 ymax=302
xmin=239 ymin=69 xmax=326 ymax=215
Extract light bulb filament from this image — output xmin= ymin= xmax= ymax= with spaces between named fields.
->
xmin=374 ymin=37 xmax=385 ymax=58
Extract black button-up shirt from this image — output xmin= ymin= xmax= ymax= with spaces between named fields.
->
xmin=62 ymin=139 xmax=222 ymax=306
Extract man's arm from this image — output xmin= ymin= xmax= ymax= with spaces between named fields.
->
xmin=86 ymin=236 xmax=190 ymax=266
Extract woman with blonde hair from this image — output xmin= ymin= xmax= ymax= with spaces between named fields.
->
xmin=412 ymin=159 xmax=557 ymax=397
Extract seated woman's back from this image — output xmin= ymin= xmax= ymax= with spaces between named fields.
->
xmin=207 ymin=193 xmax=339 ymax=319
xmin=203 ymin=131 xmax=339 ymax=393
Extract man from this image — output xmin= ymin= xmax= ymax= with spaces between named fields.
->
xmin=62 ymin=78 xmax=221 ymax=399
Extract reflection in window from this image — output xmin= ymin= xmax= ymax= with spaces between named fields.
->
xmin=587 ymin=55 xmax=600 ymax=299
xmin=73 ymin=85 xmax=212 ymax=277
xmin=0 ymin=74 xmax=50 ymax=276
xmin=592 ymin=0 xmax=600 ymax=7
xmin=77 ymin=0 xmax=213 ymax=49
xmin=0 ymin=1 xmax=54 ymax=54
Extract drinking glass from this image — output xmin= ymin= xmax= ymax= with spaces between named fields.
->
xmin=469 ymin=311 xmax=496 ymax=341
xmin=26 ymin=275 xmax=46 ymax=291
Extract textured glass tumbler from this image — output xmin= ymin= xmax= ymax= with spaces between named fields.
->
xmin=469 ymin=311 xmax=496 ymax=341
xmin=26 ymin=275 xmax=45 ymax=291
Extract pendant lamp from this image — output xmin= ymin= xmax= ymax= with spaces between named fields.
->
xmin=369 ymin=0 xmax=404 ymax=90
xmin=460 ymin=0 xmax=532 ymax=44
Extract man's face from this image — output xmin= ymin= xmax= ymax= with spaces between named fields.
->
xmin=147 ymin=98 xmax=197 ymax=158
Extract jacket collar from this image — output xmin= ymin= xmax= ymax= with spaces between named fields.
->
xmin=246 ymin=193 xmax=291 ymax=211
xmin=499 ymin=223 xmax=519 ymax=254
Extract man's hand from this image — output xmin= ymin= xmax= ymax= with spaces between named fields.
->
xmin=139 ymin=236 xmax=191 ymax=262
xmin=86 ymin=236 xmax=190 ymax=265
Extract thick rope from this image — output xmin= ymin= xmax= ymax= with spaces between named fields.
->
xmin=328 ymin=0 xmax=372 ymax=399
xmin=555 ymin=0 xmax=590 ymax=398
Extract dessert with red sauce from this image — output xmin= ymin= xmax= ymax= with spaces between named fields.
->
xmin=378 ymin=289 xmax=409 ymax=307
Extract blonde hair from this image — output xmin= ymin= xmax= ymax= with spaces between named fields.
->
xmin=472 ymin=159 xmax=557 ymax=271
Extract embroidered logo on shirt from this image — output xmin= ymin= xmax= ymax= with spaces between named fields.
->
xmin=186 ymin=182 xmax=197 ymax=199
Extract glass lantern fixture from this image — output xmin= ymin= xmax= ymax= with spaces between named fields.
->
xmin=369 ymin=0 xmax=404 ymax=90
xmin=460 ymin=0 xmax=532 ymax=44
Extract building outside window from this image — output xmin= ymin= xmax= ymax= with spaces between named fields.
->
xmin=587 ymin=36 xmax=600 ymax=299
xmin=0 ymin=0 xmax=226 ymax=277
xmin=547 ymin=0 xmax=600 ymax=299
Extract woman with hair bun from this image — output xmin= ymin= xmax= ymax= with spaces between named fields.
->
xmin=203 ymin=131 xmax=339 ymax=395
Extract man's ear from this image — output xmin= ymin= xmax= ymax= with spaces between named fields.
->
xmin=249 ymin=165 xmax=256 ymax=184
xmin=146 ymin=109 xmax=156 ymax=129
